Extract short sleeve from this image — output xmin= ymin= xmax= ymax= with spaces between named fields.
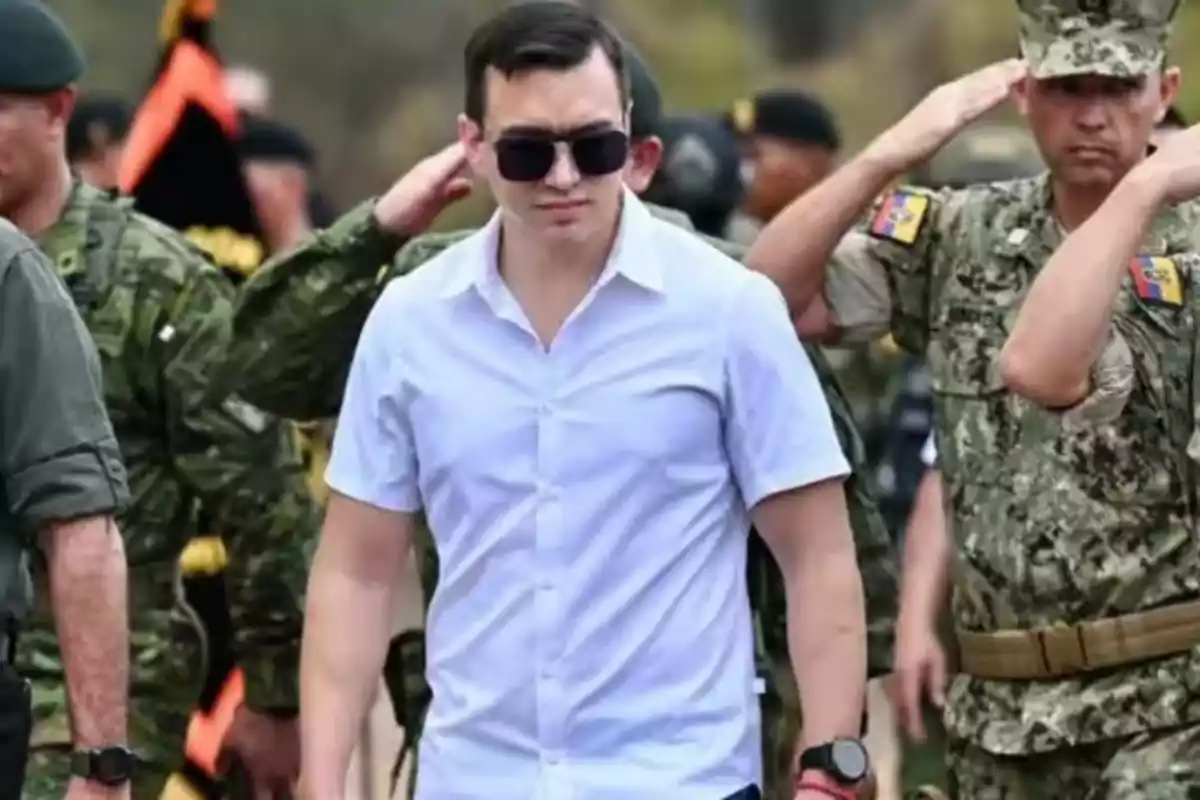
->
xmin=325 ymin=282 xmax=421 ymax=512
xmin=1060 ymin=324 xmax=1136 ymax=432
xmin=724 ymin=272 xmax=851 ymax=509
xmin=0 ymin=246 xmax=128 ymax=533
xmin=824 ymin=187 xmax=949 ymax=352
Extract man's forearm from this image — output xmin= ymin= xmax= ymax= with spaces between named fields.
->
xmin=788 ymin=552 xmax=868 ymax=745
xmin=1000 ymin=168 xmax=1163 ymax=406
xmin=299 ymin=549 xmax=398 ymax=795
xmin=41 ymin=514 xmax=128 ymax=748
xmin=897 ymin=471 xmax=950 ymax=631
xmin=746 ymin=148 xmax=900 ymax=317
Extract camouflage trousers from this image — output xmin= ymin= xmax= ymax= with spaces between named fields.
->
xmin=946 ymin=722 xmax=1200 ymax=799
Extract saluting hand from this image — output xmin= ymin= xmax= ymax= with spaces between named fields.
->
xmin=1134 ymin=121 xmax=1200 ymax=206
xmin=373 ymin=142 xmax=474 ymax=238
xmin=866 ymin=58 xmax=1027 ymax=174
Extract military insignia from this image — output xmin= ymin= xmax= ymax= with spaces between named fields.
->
xmin=868 ymin=189 xmax=930 ymax=246
xmin=1129 ymin=255 xmax=1183 ymax=307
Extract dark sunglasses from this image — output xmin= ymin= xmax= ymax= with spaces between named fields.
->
xmin=493 ymin=128 xmax=630 ymax=182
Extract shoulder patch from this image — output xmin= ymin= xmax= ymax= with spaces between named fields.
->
xmin=1129 ymin=255 xmax=1183 ymax=307
xmin=869 ymin=189 xmax=930 ymax=246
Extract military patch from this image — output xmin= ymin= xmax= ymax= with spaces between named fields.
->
xmin=1129 ymin=255 xmax=1183 ymax=307
xmin=868 ymin=189 xmax=929 ymax=246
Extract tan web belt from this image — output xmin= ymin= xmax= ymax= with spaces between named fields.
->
xmin=957 ymin=599 xmax=1200 ymax=680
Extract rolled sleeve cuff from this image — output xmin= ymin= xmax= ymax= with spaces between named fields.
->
xmin=240 ymin=649 xmax=300 ymax=714
xmin=8 ymin=438 xmax=128 ymax=535
xmin=324 ymin=199 xmax=410 ymax=274
xmin=1060 ymin=331 xmax=1135 ymax=433
xmin=744 ymin=452 xmax=851 ymax=511
xmin=824 ymin=254 xmax=893 ymax=346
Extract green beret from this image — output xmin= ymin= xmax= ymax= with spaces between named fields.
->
xmin=0 ymin=1 xmax=85 ymax=94
xmin=621 ymin=41 xmax=662 ymax=139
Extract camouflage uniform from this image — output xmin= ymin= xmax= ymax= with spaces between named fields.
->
xmin=818 ymin=3 xmax=1200 ymax=792
xmin=229 ymin=198 xmax=898 ymax=799
xmin=20 ymin=182 xmax=315 ymax=799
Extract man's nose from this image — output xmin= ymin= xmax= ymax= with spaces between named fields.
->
xmin=543 ymin=141 xmax=581 ymax=190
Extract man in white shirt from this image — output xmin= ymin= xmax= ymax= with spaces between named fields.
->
xmin=298 ymin=3 xmax=868 ymax=799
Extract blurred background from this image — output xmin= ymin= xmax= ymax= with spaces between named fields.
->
xmin=52 ymin=0 xmax=1200 ymax=231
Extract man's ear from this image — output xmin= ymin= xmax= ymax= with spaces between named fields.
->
xmin=459 ymin=113 xmax=487 ymax=174
xmin=47 ymin=86 xmax=78 ymax=131
xmin=1012 ymin=75 xmax=1032 ymax=119
xmin=625 ymin=135 xmax=663 ymax=194
xmin=1156 ymin=67 xmax=1182 ymax=124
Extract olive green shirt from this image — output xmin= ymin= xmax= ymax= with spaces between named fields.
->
xmin=0 ymin=220 xmax=126 ymax=623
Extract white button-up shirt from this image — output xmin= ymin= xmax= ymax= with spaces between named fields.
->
xmin=326 ymin=192 xmax=851 ymax=800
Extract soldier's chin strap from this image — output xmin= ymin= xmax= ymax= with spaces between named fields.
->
xmin=159 ymin=536 xmax=245 ymax=800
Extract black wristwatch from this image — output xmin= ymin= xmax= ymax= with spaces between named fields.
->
xmin=70 ymin=746 xmax=136 ymax=786
xmin=798 ymin=737 xmax=871 ymax=785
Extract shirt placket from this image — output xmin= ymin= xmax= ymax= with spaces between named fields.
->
xmin=534 ymin=347 xmax=572 ymax=799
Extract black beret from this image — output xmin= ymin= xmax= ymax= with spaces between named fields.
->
xmin=622 ymin=41 xmax=662 ymax=139
xmin=643 ymin=114 xmax=743 ymax=237
xmin=67 ymin=94 xmax=133 ymax=161
xmin=0 ymin=0 xmax=85 ymax=94
xmin=237 ymin=113 xmax=316 ymax=167
xmin=728 ymin=89 xmax=840 ymax=151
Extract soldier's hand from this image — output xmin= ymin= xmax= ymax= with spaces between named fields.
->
xmin=891 ymin=618 xmax=946 ymax=743
xmin=63 ymin=776 xmax=130 ymax=800
xmin=374 ymin=142 xmax=473 ymax=237
xmin=1134 ymin=121 xmax=1200 ymax=206
xmin=222 ymin=706 xmax=300 ymax=797
xmin=867 ymin=59 xmax=1027 ymax=173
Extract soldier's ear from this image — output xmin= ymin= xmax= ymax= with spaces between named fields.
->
xmin=1012 ymin=75 xmax=1032 ymax=118
xmin=45 ymin=86 xmax=78 ymax=132
xmin=1157 ymin=67 xmax=1182 ymax=120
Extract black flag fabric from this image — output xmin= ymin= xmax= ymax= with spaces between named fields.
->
xmin=118 ymin=0 xmax=266 ymax=282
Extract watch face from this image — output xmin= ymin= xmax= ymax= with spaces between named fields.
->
xmin=830 ymin=738 xmax=869 ymax=781
xmin=93 ymin=747 xmax=133 ymax=783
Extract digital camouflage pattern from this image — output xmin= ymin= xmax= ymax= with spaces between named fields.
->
xmin=230 ymin=199 xmax=899 ymax=800
xmin=19 ymin=181 xmax=316 ymax=798
xmin=824 ymin=171 xmax=1200 ymax=771
xmin=947 ymin=722 xmax=1200 ymax=799
xmin=1017 ymin=0 xmax=1180 ymax=78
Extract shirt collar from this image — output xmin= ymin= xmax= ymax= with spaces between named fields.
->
xmin=439 ymin=186 xmax=664 ymax=299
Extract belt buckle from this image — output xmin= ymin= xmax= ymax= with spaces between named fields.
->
xmin=1034 ymin=625 xmax=1089 ymax=677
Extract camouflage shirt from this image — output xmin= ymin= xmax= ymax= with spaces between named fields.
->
xmin=231 ymin=199 xmax=898 ymax=671
xmin=20 ymin=181 xmax=315 ymax=749
xmin=825 ymin=171 xmax=1200 ymax=754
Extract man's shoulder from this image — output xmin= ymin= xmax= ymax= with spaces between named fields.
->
xmin=391 ymin=227 xmax=479 ymax=278
xmin=381 ymin=228 xmax=482 ymax=308
xmin=0 ymin=219 xmax=36 ymax=281
xmin=645 ymin=210 xmax=750 ymax=285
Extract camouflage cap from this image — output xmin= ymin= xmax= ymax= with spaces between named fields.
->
xmin=0 ymin=0 xmax=85 ymax=94
xmin=1017 ymin=0 xmax=1181 ymax=79
xmin=916 ymin=123 xmax=1044 ymax=188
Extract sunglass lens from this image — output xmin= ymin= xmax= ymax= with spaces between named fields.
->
xmin=571 ymin=130 xmax=629 ymax=177
xmin=495 ymin=137 xmax=557 ymax=182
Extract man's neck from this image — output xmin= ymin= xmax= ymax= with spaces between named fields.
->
xmin=499 ymin=214 xmax=620 ymax=292
xmin=1050 ymin=181 xmax=1112 ymax=233
xmin=10 ymin=159 xmax=73 ymax=237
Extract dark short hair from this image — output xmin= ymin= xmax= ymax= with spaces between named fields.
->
xmin=463 ymin=1 xmax=629 ymax=124
xmin=66 ymin=94 xmax=133 ymax=162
